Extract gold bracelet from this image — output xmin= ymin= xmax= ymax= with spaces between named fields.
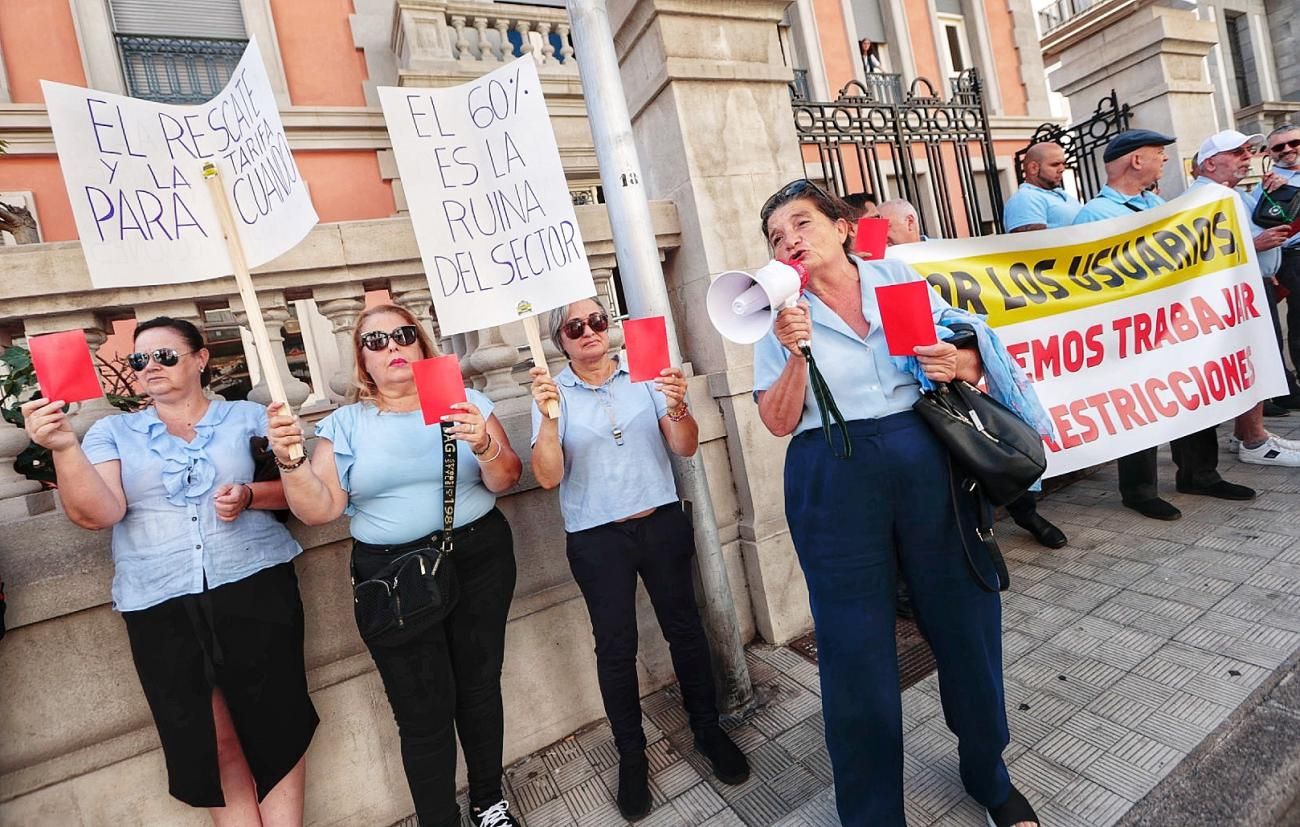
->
xmin=667 ymin=402 xmax=690 ymax=422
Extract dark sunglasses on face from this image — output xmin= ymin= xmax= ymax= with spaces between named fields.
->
xmin=127 ymin=348 xmax=192 ymax=371
xmin=359 ymin=325 xmax=420 ymax=352
xmin=1270 ymin=138 xmax=1300 ymax=153
xmin=563 ymin=312 xmax=610 ymax=340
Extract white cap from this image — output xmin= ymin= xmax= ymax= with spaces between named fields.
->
xmin=1196 ymin=130 xmax=1265 ymax=165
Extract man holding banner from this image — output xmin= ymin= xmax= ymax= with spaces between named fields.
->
xmin=1073 ymin=129 xmax=1256 ymax=520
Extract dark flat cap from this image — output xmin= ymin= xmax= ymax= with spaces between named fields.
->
xmin=1103 ymin=129 xmax=1176 ymax=163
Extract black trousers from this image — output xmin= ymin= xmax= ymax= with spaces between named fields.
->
xmin=1117 ymin=426 xmax=1220 ymax=503
xmin=566 ymin=504 xmax=720 ymax=755
xmin=1276 ymin=249 xmax=1300 ymax=379
xmin=354 ymin=509 xmax=516 ymax=827
xmin=1005 ymin=492 xmax=1037 ymax=521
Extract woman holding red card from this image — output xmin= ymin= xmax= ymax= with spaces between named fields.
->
xmin=528 ymin=296 xmax=749 ymax=823
xmin=753 ymin=181 xmax=1038 ymax=827
xmin=22 ymin=316 xmax=316 ymax=826
xmin=266 ymin=303 xmax=523 ymax=827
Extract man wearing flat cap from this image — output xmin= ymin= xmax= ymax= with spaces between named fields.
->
xmin=1073 ymin=129 xmax=1256 ymax=521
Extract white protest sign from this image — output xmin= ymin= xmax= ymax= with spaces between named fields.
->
xmin=378 ymin=57 xmax=595 ymax=336
xmin=887 ymin=184 xmax=1287 ymax=477
xmin=42 ymin=37 xmax=317 ymax=289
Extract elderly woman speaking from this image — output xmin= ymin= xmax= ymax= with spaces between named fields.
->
xmin=22 ymin=317 xmax=316 ymax=826
xmin=754 ymin=181 xmax=1039 ymax=827
xmin=529 ymin=296 xmax=749 ymax=822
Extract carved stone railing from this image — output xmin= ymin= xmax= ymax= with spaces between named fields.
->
xmin=392 ymin=0 xmax=578 ymax=83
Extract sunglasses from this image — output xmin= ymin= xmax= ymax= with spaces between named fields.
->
xmin=761 ymin=179 xmax=829 ymax=221
xmin=563 ymin=312 xmax=610 ymax=340
xmin=1270 ymin=138 xmax=1300 ymax=153
xmin=360 ymin=325 xmax=420 ymax=352
xmin=127 ymin=348 xmax=193 ymax=371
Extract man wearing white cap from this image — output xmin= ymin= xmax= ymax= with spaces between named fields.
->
xmin=1190 ymin=130 xmax=1300 ymax=467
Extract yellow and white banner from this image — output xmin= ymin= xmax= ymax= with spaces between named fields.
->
xmin=888 ymin=183 xmax=1288 ymax=477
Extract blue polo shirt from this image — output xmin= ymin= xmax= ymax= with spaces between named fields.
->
xmin=530 ymin=352 xmax=679 ymax=533
xmin=1003 ymin=183 xmax=1082 ymax=230
xmin=753 ymin=256 xmax=949 ymax=436
xmin=1073 ymin=185 xmax=1165 ymax=224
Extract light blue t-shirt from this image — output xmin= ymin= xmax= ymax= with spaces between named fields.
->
xmin=315 ymin=389 xmax=497 ymax=545
xmin=1072 ymin=185 xmax=1165 ymax=224
xmin=752 ymin=256 xmax=950 ymax=436
xmin=530 ymin=352 xmax=679 ymax=533
xmin=82 ymin=400 xmax=302 ymax=612
xmin=1003 ymin=183 xmax=1083 ymax=230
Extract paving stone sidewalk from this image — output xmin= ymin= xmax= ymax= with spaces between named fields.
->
xmin=410 ymin=421 xmax=1300 ymax=827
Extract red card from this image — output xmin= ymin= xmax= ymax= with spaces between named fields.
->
xmin=853 ymin=217 xmax=890 ymax=260
xmin=411 ymin=355 xmax=467 ymax=426
xmin=28 ymin=330 xmax=103 ymax=403
xmin=875 ymin=281 xmax=938 ymax=356
xmin=624 ymin=316 xmax=671 ymax=383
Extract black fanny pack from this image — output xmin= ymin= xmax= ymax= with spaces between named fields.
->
xmin=1253 ymin=184 xmax=1300 ymax=229
xmin=350 ymin=425 xmax=460 ymax=647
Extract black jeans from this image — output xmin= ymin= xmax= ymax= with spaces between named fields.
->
xmin=566 ymin=504 xmax=719 ymax=755
xmin=354 ymin=509 xmax=516 ymax=827
xmin=1117 ymin=426 xmax=1220 ymax=503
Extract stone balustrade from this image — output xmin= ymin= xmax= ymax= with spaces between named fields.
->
xmin=392 ymin=0 xmax=578 ymax=83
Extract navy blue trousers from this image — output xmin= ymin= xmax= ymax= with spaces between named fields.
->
xmin=785 ymin=412 xmax=1011 ymax=826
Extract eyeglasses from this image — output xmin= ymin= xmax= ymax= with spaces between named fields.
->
xmin=127 ymin=348 xmax=193 ymax=371
xmin=359 ymin=325 xmax=420 ymax=352
xmin=562 ymin=312 xmax=610 ymax=340
xmin=1269 ymin=138 xmax=1300 ymax=153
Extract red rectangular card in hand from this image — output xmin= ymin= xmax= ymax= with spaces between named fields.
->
xmin=853 ymin=217 xmax=890 ymax=261
xmin=875 ymin=281 xmax=939 ymax=356
xmin=412 ymin=355 xmax=468 ymax=426
xmin=623 ymin=316 xmax=671 ymax=383
xmin=28 ymin=330 xmax=103 ymax=403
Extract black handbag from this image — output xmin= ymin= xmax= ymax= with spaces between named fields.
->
xmin=350 ymin=425 xmax=460 ymax=647
xmin=1252 ymin=184 xmax=1300 ymax=229
xmin=912 ymin=380 xmax=1046 ymax=507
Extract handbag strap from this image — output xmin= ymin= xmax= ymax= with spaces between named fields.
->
xmin=801 ymin=345 xmax=853 ymax=459
xmin=944 ymin=454 xmax=1009 ymax=593
xmin=440 ymin=423 xmax=457 ymax=556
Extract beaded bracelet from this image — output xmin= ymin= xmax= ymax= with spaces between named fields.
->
xmin=242 ymin=484 xmax=255 ymax=511
xmin=667 ymin=402 xmax=691 ymax=422
xmin=476 ymin=435 xmax=504 ymax=463
xmin=275 ymin=454 xmax=308 ymax=472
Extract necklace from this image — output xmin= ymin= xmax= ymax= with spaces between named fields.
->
xmin=575 ymin=359 xmax=624 ymax=446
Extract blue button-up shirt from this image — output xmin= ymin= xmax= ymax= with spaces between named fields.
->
xmin=753 ymin=257 xmax=949 ymax=436
xmin=82 ymin=400 xmax=301 ymax=612
xmin=1003 ymin=183 xmax=1083 ymax=230
xmin=1072 ymin=185 xmax=1165 ymax=224
xmin=530 ymin=352 xmax=679 ymax=533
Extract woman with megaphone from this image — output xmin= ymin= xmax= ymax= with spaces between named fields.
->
xmin=528 ymin=296 xmax=749 ymax=822
xmin=752 ymin=180 xmax=1039 ymax=827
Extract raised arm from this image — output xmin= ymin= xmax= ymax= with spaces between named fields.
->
xmin=266 ymin=402 xmax=349 ymax=526
xmin=22 ymin=398 xmax=126 ymax=530
xmin=529 ymin=366 xmax=565 ymax=489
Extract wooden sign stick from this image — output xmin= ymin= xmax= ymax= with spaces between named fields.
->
xmin=202 ymin=161 xmax=304 ymax=460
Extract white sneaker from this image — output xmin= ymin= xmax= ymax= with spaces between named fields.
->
xmin=1228 ymin=432 xmax=1300 ymax=452
xmin=1239 ymin=434 xmax=1300 ymax=466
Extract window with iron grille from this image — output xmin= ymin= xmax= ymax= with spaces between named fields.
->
xmin=110 ymin=0 xmax=248 ymax=104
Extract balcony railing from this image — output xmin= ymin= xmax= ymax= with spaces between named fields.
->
xmin=116 ymin=35 xmax=247 ymax=104
xmin=1038 ymin=0 xmax=1100 ymax=34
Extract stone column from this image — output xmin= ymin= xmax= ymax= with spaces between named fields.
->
xmin=233 ymin=294 xmax=312 ymax=409
xmin=1043 ymin=1 xmax=1219 ymax=198
xmin=607 ymin=0 xmax=812 ymax=644
xmin=468 ymin=325 xmax=526 ymax=402
xmin=316 ymin=293 xmax=366 ymax=403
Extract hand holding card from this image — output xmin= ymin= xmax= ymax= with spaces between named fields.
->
xmin=28 ymin=330 xmax=103 ymax=404
xmin=624 ymin=316 xmax=671 ymax=383
xmin=853 ymin=217 xmax=890 ymax=261
xmin=875 ymin=281 xmax=938 ymax=356
xmin=412 ymin=355 xmax=467 ymax=426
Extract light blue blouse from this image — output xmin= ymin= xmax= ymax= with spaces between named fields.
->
xmin=82 ymin=400 xmax=302 ymax=612
xmin=1003 ymin=183 xmax=1083 ymax=230
xmin=530 ymin=352 xmax=679 ymax=533
xmin=752 ymin=256 xmax=950 ymax=436
xmin=314 ymin=389 xmax=497 ymax=545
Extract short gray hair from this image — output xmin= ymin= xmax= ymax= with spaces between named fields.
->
xmin=548 ymin=295 xmax=612 ymax=354
xmin=1267 ymin=123 xmax=1299 ymax=142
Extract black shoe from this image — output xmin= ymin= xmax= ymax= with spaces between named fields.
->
xmin=1176 ymin=480 xmax=1256 ymax=501
xmin=617 ymin=751 xmax=651 ymax=821
xmin=470 ymin=800 xmax=520 ymax=827
xmin=1264 ymin=399 xmax=1291 ymax=417
xmin=1013 ymin=512 xmax=1068 ymax=549
xmin=1273 ymin=393 xmax=1300 ymax=411
xmin=695 ymin=726 xmax=750 ymax=785
xmin=1122 ymin=498 xmax=1182 ymax=521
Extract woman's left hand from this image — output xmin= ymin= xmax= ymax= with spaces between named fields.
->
xmin=443 ymin=401 xmax=490 ymax=453
xmin=914 ymin=341 xmax=959 ymax=383
xmin=655 ymin=367 xmax=688 ymax=412
xmin=213 ymin=482 xmax=251 ymax=523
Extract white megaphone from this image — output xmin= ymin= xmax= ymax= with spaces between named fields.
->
xmin=706 ymin=259 xmax=805 ymax=345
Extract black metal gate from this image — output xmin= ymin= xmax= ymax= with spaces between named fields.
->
xmin=790 ymin=68 xmax=1005 ymax=238
xmin=1014 ymin=91 xmax=1131 ymax=204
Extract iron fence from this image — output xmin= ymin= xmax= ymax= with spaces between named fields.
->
xmin=1014 ymin=90 xmax=1131 ymax=205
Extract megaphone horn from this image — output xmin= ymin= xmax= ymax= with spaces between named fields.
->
xmin=706 ymin=260 xmax=805 ymax=345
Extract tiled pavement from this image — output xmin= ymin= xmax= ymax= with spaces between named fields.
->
xmin=406 ymin=421 xmax=1300 ymax=827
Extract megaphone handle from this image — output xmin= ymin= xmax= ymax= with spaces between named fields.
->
xmin=781 ymin=295 xmax=811 ymax=351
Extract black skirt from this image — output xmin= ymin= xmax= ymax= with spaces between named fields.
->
xmin=121 ymin=561 xmax=319 ymax=808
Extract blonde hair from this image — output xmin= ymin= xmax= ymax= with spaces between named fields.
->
xmin=350 ymin=303 xmax=439 ymax=404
